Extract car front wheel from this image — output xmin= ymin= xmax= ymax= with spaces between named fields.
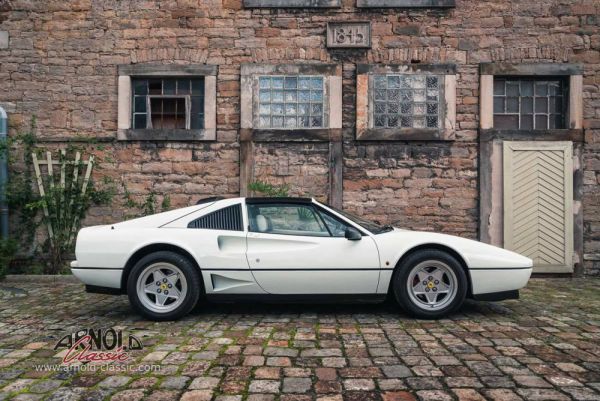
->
xmin=127 ymin=251 xmax=201 ymax=321
xmin=393 ymin=249 xmax=467 ymax=319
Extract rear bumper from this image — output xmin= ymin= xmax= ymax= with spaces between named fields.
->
xmin=71 ymin=261 xmax=123 ymax=290
xmin=469 ymin=267 xmax=532 ymax=296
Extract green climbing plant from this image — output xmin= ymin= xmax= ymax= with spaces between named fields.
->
xmin=1 ymin=117 xmax=116 ymax=274
xmin=123 ymin=185 xmax=171 ymax=219
xmin=248 ymin=180 xmax=290 ymax=197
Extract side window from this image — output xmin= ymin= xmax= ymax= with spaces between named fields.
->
xmin=317 ymin=210 xmax=349 ymax=237
xmin=248 ymin=204 xmax=330 ymax=237
xmin=188 ymin=204 xmax=243 ymax=231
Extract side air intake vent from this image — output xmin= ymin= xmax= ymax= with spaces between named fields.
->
xmin=188 ymin=204 xmax=243 ymax=231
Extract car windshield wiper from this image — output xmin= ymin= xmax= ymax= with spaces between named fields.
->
xmin=381 ymin=225 xmax=394 ymax=232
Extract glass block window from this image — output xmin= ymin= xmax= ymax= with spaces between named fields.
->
xmin=372 ymin=74 xmax=441 ymax=129
xmin=258 ymin=76 xmax=325 ymax=129
xmin=493 ymin=78 xmax=567 ymax=130
xmin=132 ymin=78 xmax=205 ymax=129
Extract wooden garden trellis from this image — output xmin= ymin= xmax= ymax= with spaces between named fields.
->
xmin=31 ymin=150 xmax=94 ymax=247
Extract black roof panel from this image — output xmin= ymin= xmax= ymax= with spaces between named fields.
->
xmin=245 ymin=197 xmax=313 ymax=204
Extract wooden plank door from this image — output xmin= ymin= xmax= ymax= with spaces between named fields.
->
xmin=503 ymin=141 xmax=573 ymax=273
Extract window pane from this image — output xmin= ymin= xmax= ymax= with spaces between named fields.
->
xmin=493 ymin=77 xmax=566 ymax=130
xmin=256 ymin=75 xmax=325 ymax=129
xmin=372 ymin=73 xmax=442 ymax=129
xmin=506 ymin=98 xmax=519 ymax=113
xmin=318 ymin=211 xmax=348 ymax=237
xmin=535 ymin=115 xmax=548 ymax=129
xmin=134 ymin=96 xmax=146 ymax=113
xmin=248 ymin=204 xmax=329 ymax=237
xmin=521 ymin=115 xmax=533 ymax=130
xmin=494 ymin=115 xmax=519 ymax=129
xmin=522 ymin=97 xmax=533 ymax=114
xmin=493 ymin=97 xmax=505 ymax=113
xmin=493 ymin=79 xmax=505 ymax=96
xmin=521 ymin=81 xmax=533 ymax=96
xmin=535 ymin=97 xmax=548 ymax=113
xmin=134 ymin=114 xmax=147 ymax=129
xmin=150 ymin=98 xmax=187 ymax=129
xmin=260 ymin=77 xmax=270 ymax=89
xmin=149 ymin=79 xmax=162 ymax=94
xmin=133 ymin=80 xmax=148 ymax=95
xmin=550 ymin=114 xmax=563 ymax=129
xmin=191 ymin=79 xmax=204 ymax=95
xmin=191 ymin=113 xmax=202 ymax=130
xmin=284 ymin=77 xmax=297 ymax=89
xmin=163 ymin=79 xmax=176 ymax=95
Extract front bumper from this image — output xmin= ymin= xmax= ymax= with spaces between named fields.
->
xmin=469 ymin=267 xmax=532 ymax=296
xmin=472 ymin=289 xmax=519 ymax=302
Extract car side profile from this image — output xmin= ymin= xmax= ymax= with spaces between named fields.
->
xmin=71 ymin=197 xmax=533 ymax=320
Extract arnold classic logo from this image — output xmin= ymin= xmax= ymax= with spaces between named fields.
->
xmin=54 ymin=328 xmax=143 ymax=365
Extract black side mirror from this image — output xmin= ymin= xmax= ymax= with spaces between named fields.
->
xmin=345 ymin=227 xmax=362 ymax=241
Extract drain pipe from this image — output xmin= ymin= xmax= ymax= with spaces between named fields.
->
xmin=0 ymin=106 xmax=7 ymax=239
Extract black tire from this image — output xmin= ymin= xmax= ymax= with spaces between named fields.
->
xmin=392 ymin=249 xmax=467 ymax=319
xmin=127 ymin=251 xmax=202 ymax=321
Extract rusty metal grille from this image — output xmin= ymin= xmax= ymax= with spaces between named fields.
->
xmin=372 ymin=74 xmax=442 ymax=129
xmin=493 ymin=77 xmax=567 ymax=130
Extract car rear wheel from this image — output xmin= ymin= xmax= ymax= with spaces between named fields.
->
xmin=127 ymin=251 xmax=201 ymax=321
xmin=393 ymin=250 xmax=467 ymax=319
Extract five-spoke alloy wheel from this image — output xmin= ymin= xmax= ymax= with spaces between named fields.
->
xmin=393 ymin=249 xmax=467 ymax=319
xmin=128 ymin=251 xmax=202 ymax=321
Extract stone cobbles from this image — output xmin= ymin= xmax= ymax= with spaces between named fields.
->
xmin=0 ymin=278 xmax=599 ymax=400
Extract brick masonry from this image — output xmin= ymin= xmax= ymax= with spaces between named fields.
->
xmin=0 ymin=0 xmax=598 ymax=274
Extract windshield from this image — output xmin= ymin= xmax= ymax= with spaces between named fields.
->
xmin=325 ymin=205 xmax=394 ymax=234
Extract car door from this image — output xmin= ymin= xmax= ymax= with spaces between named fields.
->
xmin=245 ymin=200 xmax=381 ymax=294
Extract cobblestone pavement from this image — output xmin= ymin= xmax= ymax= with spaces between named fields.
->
xmin=0 ymin=278 xmax=599 ymax=401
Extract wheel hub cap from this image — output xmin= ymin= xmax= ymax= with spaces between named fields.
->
xmin=136 ymin=262 xmax=188 ymax=314
xmin=406 ymin=260 xmax=458 ymax=311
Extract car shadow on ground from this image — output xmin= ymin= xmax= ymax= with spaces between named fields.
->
xmin=182 ymin=297 xmax=514 ymax=319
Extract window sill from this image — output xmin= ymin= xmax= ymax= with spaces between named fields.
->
xmin=244 ymin=0 xmax=341 ymax=7
xmin=117 ymin=128 xmax=216 ymax=141
xmin=356 ymin=0 xmax=455 ymax=8
xmin=479 ymin=129 xmax=584 ymax=143
xmin=240 ymin=128 xmax=342 ymax=142
xmin=356 ymin=128 xmax=454 ymax=141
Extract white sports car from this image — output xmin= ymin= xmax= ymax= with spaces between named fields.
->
xmin=71 ymin=197 xmax=533 ymax=320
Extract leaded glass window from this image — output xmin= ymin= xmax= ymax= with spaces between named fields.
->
xmin=132 ymin=78 xmax=205 ymax=129
xmin=372 ymin=74 xmax=441 ymax=129
xmin=257 ymin=76 xmax=325 ymax=129
xmin=493 ymin=78 xmax=567 ymax=130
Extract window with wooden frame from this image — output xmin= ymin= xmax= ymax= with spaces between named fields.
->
xmin=117 ymin=64 xmax=217 ymax=141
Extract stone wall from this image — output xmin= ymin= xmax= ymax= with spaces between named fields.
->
xmin=0 ymin=0 xmax=598 ymax=274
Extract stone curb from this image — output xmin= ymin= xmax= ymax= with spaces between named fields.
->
xmin=2 ymin=274 xmax=80 ymax=283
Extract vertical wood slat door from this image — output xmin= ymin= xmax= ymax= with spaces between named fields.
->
xmin=503 ymin=141 xmax=573 ymax=273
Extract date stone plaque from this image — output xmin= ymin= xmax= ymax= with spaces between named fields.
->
xmin=327 ymin=22 xmax=371 ymax=49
